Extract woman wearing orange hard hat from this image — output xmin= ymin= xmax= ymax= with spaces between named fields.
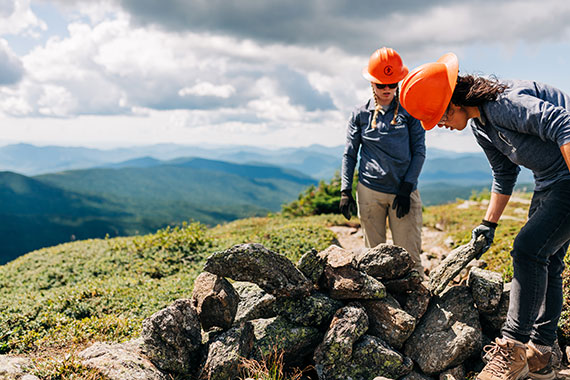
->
xmin=400 ymin=53 xmax=570 ymax=380
xmin=340 ymin=47 xmax=426 ymax=277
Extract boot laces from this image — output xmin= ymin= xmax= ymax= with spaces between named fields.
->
xmin=482 ymin=341 xmax=516 ymax=376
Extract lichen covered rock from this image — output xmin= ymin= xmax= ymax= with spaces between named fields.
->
xmin=233 ymin=281 xmax=276 ymax=324
xmin=200 ymin=322 xmax=255 ymax=380
xmin=274 ymin=292 xmax=342 ymax=328
xmin=404 ymin=286 xmax=482 ymax=375
xmin=362 ymin=295 xmax=416 ymax=349
xmin=204 ymin=243 xmax=312 ymax=298
xmin=468 ymin=267 xmax=503 ymax=314
xmin=313 ymin=303 xmax=369 ymax=379
xmin=191 ymin=272 xmax=239 ymax=330
xmin=250 ymin=316 xmax=322 ymax=367
xmin=141 ymin=299 xmax=202 ymax=375
xmin=355 ymin=243 xmax=414 ymax=280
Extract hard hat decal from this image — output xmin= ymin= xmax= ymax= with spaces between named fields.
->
xmin=362 ymin=47 xmax=408 ymax=84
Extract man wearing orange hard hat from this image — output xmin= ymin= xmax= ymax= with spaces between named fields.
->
xmin=340 ymin=47 xmax=426 ymax=277
xmin=400 ymin=53 xmax=570 ymax=380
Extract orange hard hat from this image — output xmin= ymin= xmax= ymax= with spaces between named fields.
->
xmin=362 ymin=47 xmax=409 ymax=84
xmin=399 ymin=53 xmax=459 ymax=130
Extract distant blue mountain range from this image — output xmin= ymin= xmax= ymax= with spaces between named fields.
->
xmin=0 ymin=143 xmax=536 ymax=263
xmin=0 ymin=143 xmax=533 ymax=184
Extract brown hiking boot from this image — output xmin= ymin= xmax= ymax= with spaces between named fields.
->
xmin=526 ymin=342 xmax=556 ymax=380
xmin=477 ymin=338 xmax=528 ymax=380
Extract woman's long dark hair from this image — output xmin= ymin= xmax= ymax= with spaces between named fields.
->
xmin=451 ymin=74 xmax=508 ymax=106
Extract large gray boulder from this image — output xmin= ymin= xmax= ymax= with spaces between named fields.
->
xmin=274 ymin=292 xmax=342 ymax=328
xmin=191 ymin=272 xmax=239 ymax=330
xmin=233 ymin=281 xmax=276 ymax=324
xmin=141 ymin=299 xmax=202 ymax=375
xmin=355 ymin=243 xmax=414 ymax=280
xmin=313 ymin=304 xmax=369 ymax=379
xmin=439 ymin=365 xmax=465 ymax=380
xmin=362 ymin=295 xmax=416 ymax=349
xmin=401 ymin=371 xmax=435 ymax=380
xmin=200 ymin=322 xmax=255 ymax=380
xmin=404 ymin=286 xmax=482 ymax=375
xmin=383 ymin=270 xmax=424 ymax=293
xmin=204 ymin=243 xmax=312 ymax=298
xmin=393 ymin=282 xmax=431 ymax=320
xmin=468 ymin=267 xmax=503 ymax=314
xmin=79 ymin=339 xmax=167 ymax=380
xmin=249 ymin=316 xmax=322 ymax=368
xmin=349 ymin=335 xmax=414 ymax=379
xmin=318 ymin=245 xmax=386 ymax=300
xmin=480 ymin=282 xmax=510 ymax=333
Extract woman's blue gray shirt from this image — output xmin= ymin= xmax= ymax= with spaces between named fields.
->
xmin=341 ymin=97 xmax=426 ymax=194
xmin=472 ymin=79 xmax=570 ymax=195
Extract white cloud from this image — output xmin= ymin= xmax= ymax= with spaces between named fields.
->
xmin=1 ymin=14 xmax=361 ymax=120
xmin=0 ymin=38 xmax=24 ymax=84
xmin=37 ymin=84 xmax=75 ymax=116
xmin=178 ymin=82 xmax=236 ymax=98
xmin=2 ymin=0 xmax=570 ymax=152
xmin=0 ymin=0 xmax=46 ymax=36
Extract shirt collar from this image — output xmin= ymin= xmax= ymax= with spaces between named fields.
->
xmin=476 ymin=106 xmax=488 ymax=126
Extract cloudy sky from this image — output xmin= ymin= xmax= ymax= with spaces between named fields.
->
xmin=1 ymin=0 xmax=570 ymax=152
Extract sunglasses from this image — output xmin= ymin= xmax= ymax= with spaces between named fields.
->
xmin=375 ymin=83 xmax=398 ymax=89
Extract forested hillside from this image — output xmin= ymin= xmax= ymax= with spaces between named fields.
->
xmin=0 ymin=159 xmax=317 ymax=263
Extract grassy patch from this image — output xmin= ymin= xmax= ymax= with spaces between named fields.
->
xmin=0 ymin=216 xmax=340 ymax=356
xmin=423 ymin=192 xmax=531 ymax=281
xmin=30 ymin=353 xmax=111 ymax=380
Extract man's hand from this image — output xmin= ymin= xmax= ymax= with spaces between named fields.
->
xmin=392 ymin=182 xmax=413 ymax=218
xmin=471 ymin=220 xmax=498 ymax=258
xmin=339 ymin=190 xmax=357 ymax=220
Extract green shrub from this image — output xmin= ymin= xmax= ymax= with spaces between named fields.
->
xmin=282 ymin=171 xmax=357 ymax=217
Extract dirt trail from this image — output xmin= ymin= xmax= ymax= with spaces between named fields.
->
xmin=328 ymin=224 xmax=450 ymax=275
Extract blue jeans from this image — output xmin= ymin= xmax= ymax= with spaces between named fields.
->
xmin=501 ymin=179 xmax=570 ymax=346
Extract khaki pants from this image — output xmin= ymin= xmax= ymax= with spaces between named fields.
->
xmin=356 ymin=182 xmax=423 ymax=274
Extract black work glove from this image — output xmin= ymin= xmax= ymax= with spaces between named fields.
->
xmin=471 ymin=219 xmax=498 ymax=259
xmin=392 ymin=181 xmax=413 ymax=219
xmin=339 ymin=190 xmax=357 ymax=220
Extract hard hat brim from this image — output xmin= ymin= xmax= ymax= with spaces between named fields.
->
xmin=362 ymin=67 xmax=382 ymax=84
xmin=418 ymin=53 xmax=459 ymax=130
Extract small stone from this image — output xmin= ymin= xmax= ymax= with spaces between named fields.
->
xmin=297 ymin=248 xmax=326 ymax=285
xmin=354 ymin=244 xmax=414 ymax=280
xmin=141 ymin=299 xmax=202 ymax=375
xmin=468 ymin=267 xmax=503 ymax=314
xmin=204 ymin=243 xmax=312 ymax=298
xmin=274 ymin=292 xmax=342 ymax=328
xmin=191 ymin=272 xmax=239 ymax=330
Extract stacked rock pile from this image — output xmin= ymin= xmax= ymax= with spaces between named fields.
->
xmin=140 ymin=242 xmax=520 ymax=380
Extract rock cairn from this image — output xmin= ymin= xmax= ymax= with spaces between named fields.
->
xmin=133 ymin=242 xmax=516 ymax=380
xmin=5 ymin=241 xmax=568 ymax=380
